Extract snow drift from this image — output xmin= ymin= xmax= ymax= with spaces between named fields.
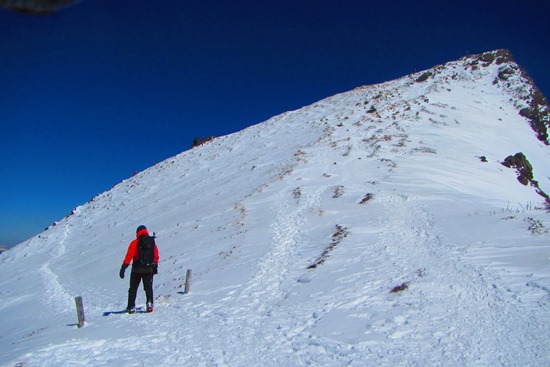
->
xmin=1 ymin=50 xmax=549 ymax=366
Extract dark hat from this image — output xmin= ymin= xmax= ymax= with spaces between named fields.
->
xmin=136 ymin=225 xmax=147 ymax=233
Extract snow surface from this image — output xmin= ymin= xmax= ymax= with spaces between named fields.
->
xmin=1 ymin=51 xmax=549 ymax=366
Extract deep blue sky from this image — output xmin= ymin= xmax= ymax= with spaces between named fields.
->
xmin=1 ymin=1 xmax=548 ymax=247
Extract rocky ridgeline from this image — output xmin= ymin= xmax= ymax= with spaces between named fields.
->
xmin=419 ymin=49 xmax=549 ymax=144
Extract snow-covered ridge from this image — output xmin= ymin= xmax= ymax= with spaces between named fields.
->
xmin=1 ymin=50 xmax=549 ymax=367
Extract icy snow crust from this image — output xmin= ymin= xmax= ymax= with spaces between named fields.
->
xmin=1 ymin=51 xmax=549 ymax=366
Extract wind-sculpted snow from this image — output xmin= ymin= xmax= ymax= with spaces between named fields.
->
xmin=1 ymin=50 xmax=549 ymax=366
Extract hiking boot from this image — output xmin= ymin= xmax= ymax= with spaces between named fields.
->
xmin=146 ymin=302 xmax=153 ymax=313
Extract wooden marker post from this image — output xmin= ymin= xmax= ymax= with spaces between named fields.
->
xmin=75 ymin=296 xmax=85 ymax=328
xmin=184 ymin=269 xmax=192 ymax=294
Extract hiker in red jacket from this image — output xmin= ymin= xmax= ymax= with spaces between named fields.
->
xmin=119 ymin=225 xmax=159 ymax=313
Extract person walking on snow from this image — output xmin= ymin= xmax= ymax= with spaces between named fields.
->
xmin=119 ymin=225 xmax=159 ymax=313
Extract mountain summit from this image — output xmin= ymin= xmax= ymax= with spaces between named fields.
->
xmin=1 ymin=50 xmax=549 ymax=366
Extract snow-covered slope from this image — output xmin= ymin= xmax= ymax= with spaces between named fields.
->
xmin=1 ymin=50 xmax=549 ymax=367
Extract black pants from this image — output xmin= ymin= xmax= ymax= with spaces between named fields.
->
xmin=127 ymin=271 xmax=154 ymax=309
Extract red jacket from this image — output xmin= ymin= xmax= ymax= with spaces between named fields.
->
xmin=123 ymin=228 xmax=159 ymax=266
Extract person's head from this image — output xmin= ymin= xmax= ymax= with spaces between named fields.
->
xmin=136 ymin=225 xmax=148 ymax=237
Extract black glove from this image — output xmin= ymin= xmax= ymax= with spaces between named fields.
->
xmin=119 ymin=264 xmax=128 ymax=279
xmin=153 ymin=264 xmax=158 ymax=275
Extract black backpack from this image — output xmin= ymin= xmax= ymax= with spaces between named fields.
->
xmin=137 ymin=235 xmax=156 ymax=267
